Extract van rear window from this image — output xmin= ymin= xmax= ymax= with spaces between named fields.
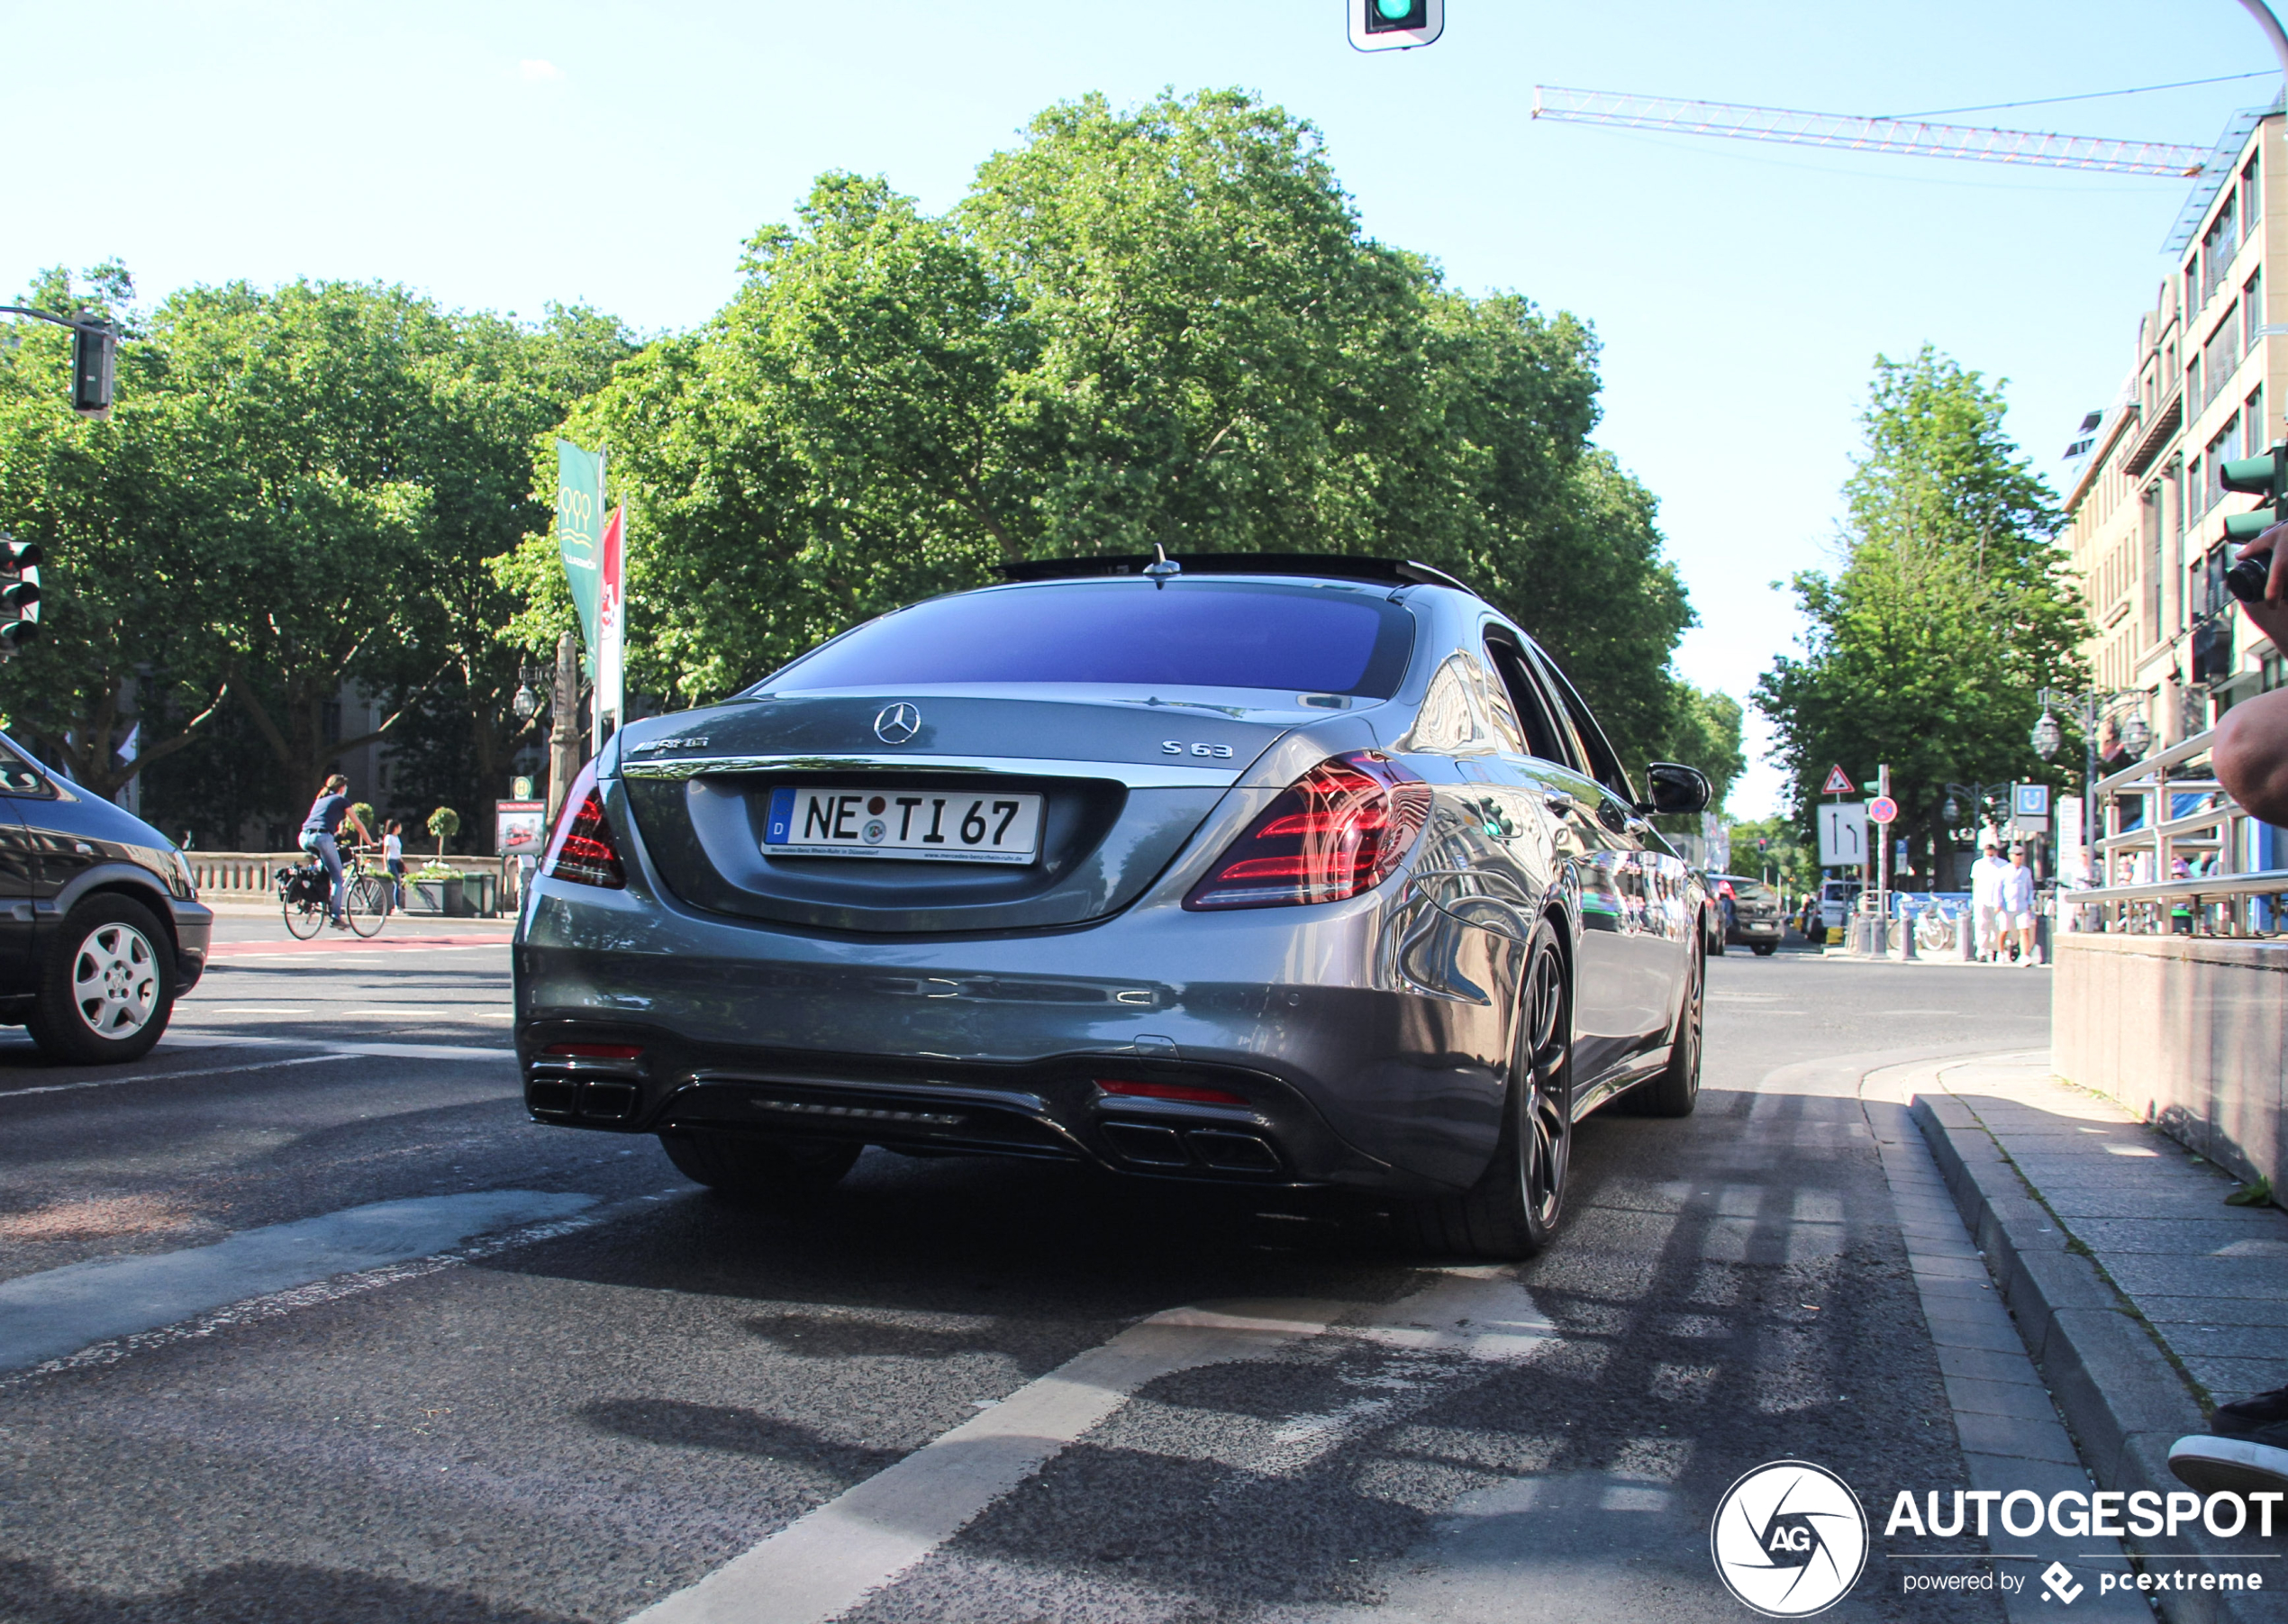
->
xmin=762 ymin=580 xmax=1416 ymax=697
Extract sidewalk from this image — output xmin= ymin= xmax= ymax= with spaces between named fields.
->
xmin=1886 ymin=1050 xmax=2288 ymax=1620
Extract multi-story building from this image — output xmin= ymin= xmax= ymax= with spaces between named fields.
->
xmin=2063 ymin=106 xmax=2286 ymax=758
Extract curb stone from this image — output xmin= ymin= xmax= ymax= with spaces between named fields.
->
xmin=1911 ymin=1092 xmax=2283 ymax=1624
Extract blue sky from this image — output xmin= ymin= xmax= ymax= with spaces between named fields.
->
xmin=2 ymin=1 xmax=2279 ymax=813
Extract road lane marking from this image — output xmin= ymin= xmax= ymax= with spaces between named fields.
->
xmin=0 ymin=1052 xmax=336 ymax=1100
xmin=627 ymin=1272 xmax=1554 ymax=1624
xmin=204 ymin=935 xmax=510 ymax=961
xmin=161 ymin=1033 xmax=511 ymax=1062
xmin=0 ymin=1189 xmax=596 ymax=1372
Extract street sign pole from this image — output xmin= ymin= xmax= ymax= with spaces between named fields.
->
xmin=1875 ymin=765 xmax=1890 ymax=943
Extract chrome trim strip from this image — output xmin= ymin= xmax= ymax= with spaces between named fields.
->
xmin=618 ymin=753 xmax=1243 ymax=788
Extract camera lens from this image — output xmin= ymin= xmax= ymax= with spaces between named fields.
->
xmin=2227 ymin=550 xmax=2274 ymax=603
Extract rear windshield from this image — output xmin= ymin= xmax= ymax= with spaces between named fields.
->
xmin=760 ymin=580 xmax=1416 ymax=697
xmin=1729 ymin=879 xmax=1776 ymax=906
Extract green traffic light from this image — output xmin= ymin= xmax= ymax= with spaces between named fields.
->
xmin=1376 ymin=0 xmax=1412 ymax=15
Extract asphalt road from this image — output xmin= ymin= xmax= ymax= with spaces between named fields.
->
xmin=0 ymin=921 xmax=2059 ymax=1623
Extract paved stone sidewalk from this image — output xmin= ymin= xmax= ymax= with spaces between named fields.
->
xmin=1928 ymin=1050 xmax=2288 ymax=1409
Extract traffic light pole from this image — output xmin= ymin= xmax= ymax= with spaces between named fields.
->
xmin=0 ymin=306 xmax=116 ymax=416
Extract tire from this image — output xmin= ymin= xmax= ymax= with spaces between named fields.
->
xmin=1397 ymin=918 xmax=1573 ymax=1260
xmin=1752 ymin=944 xmax=1776 ymax=957
xmin=344 ymin=873 xmax=389 ymax=938
xmin=282 ymin=885 xmax=324 ymax=939
xmin=658 ymin=1128 xmax=861 ymax=1202
xmin=26 ymin=894 xmax=176 ymax=1065
xmin=1632 ymin=945 xmax=1703 ymax=1117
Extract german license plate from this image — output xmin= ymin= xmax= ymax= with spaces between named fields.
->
xmin=764 ymin=786 xmax=1044 ymax=865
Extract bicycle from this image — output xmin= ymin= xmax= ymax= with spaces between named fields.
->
xmin=277 ymin=843 xmax=391 ymax=939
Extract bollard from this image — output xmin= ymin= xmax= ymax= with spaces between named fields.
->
xmin=1893 ymin=916 xmax=1917 ymax=960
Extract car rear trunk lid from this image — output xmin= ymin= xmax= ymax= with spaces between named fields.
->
xmin=616 ymin=694 xmax=1286 ymax=934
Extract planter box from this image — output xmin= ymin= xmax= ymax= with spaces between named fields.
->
xmin=405 ymin=876 xmax=467 ymax=916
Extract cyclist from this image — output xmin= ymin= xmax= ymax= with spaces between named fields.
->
xmin=297 ymin=773 xmax=375 ymax=931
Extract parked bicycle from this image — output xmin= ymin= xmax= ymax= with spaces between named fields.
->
xmin=277 ymin=843 xmax=391 ymax=939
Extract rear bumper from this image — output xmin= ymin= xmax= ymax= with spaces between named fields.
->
xmin=513 ymin=874 xmax=1521 ymax=1194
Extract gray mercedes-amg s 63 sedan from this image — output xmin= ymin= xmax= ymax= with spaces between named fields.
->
xmin=514 ymin=554 xmax=1710 ymax=1258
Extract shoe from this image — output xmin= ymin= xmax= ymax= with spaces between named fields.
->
xmin=2170 ymin=1434 xmax=2288 ymax=1497
xmin=2215 ymin=1385 xmax=2288 ymax=1441
xmin=327 ymin=918 xmax=348 ymax=930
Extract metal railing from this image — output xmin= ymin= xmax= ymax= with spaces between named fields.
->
xmin=2069 ymin=725 xmax=2288 ymax=935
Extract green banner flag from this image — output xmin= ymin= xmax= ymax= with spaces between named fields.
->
xmin=555 ymin=438 xmax=604 ymax=652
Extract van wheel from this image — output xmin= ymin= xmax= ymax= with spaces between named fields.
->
xmin=26 ymin=894 xmax=175 ymax=1065
xmin=658 ymin=1129 xmax=860 ymax=1202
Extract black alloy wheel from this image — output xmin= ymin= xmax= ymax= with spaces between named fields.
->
xmin=1401 ymin=916 xmax=1574 ymax=1259
xmin=1632 ymin=945 xmax=1703 ymax=1117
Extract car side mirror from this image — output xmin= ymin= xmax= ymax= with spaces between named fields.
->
xmin=1639 ymin=762 xmax=1711 ymax=817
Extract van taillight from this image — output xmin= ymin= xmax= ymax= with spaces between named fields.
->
xmin=1184 ymin=751 xmax=1430 ymax=910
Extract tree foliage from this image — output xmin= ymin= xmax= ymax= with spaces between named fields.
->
xmin=0 ymin=268 xmax=631 ymax=843
xmin=500 ymin=90 xmax=1730 ymax=793
xmin=1754 ymin=347 xmax=2088 ymax=884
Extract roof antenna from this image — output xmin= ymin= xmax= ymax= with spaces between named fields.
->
xmin=1143 ymin=543 xmax=1181 ymax=587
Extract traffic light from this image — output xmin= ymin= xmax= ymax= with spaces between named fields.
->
xmin=1348 ymin=0 xmax=1444 ymax=51
xmin=2221 ymin=441 xmax=2287 ymax=601
xmin=0 ymin=537 xmax=42 ymax=657
xmin=70 ymin=321 xmax=114 ymax=418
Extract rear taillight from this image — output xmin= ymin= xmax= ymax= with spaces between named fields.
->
xmin=540 ymin=763 xmax=626 ymax=890
xmin=546 ymin=1042 xmax=644 ymax=1061
xmin=1184 ymin=751 xmax=1430 ymax=911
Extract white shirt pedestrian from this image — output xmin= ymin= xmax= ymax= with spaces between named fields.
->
xmin=1999 ymin=859 xmax=2035 ymax=919
xmin=1970 ymin=850 xmax=2011 ymax=959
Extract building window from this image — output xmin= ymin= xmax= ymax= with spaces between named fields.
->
xmin=2250 ymin=386 xmax=2268 ymax=456
xmin=2203 ymin=192 xmax=2238 ymax=306
xmin=2243 ymin=153 xmax=2262 ymax=249
xmin=2203 ymin=416 xmax=2241 ymax=515
xmin=2188 ymin=454 xmax=2203 ymax=518
xmin=2204 ymin=306 xmax=2240 ymax=410
xmin=2247 ymin=267 xmax=2265 ymax=353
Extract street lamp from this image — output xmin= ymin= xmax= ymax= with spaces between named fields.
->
xmin=512 ymin=663 xmax=546 ymax=724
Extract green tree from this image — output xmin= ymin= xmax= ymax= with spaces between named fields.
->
xmin=500 ymin=88 xmax=1709 ymax=777
xmin=0 ymin=269 xmax=629 ymax=840
xmin=426 ymin=803 xmax=460 ymax=861
xmin=1754 ymin=347 xmax=2088 ymax=886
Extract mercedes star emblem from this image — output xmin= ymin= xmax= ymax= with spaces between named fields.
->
xmin=874 ymin=702 xmax=922 ymax=745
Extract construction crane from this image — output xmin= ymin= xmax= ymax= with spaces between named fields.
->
xmin=1530 ymin=86 xmax=2214 ymax=178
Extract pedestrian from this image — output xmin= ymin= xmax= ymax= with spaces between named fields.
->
xmin=382 ymin=818 xmax=405 ymax=907
xmin=1968 ymin=841 xmax=2011 ymax=962
xmin=1999 ymin=845 xmax=2038 ymax=966
xmin=297 ymin=773 xmax=373 ymax=931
